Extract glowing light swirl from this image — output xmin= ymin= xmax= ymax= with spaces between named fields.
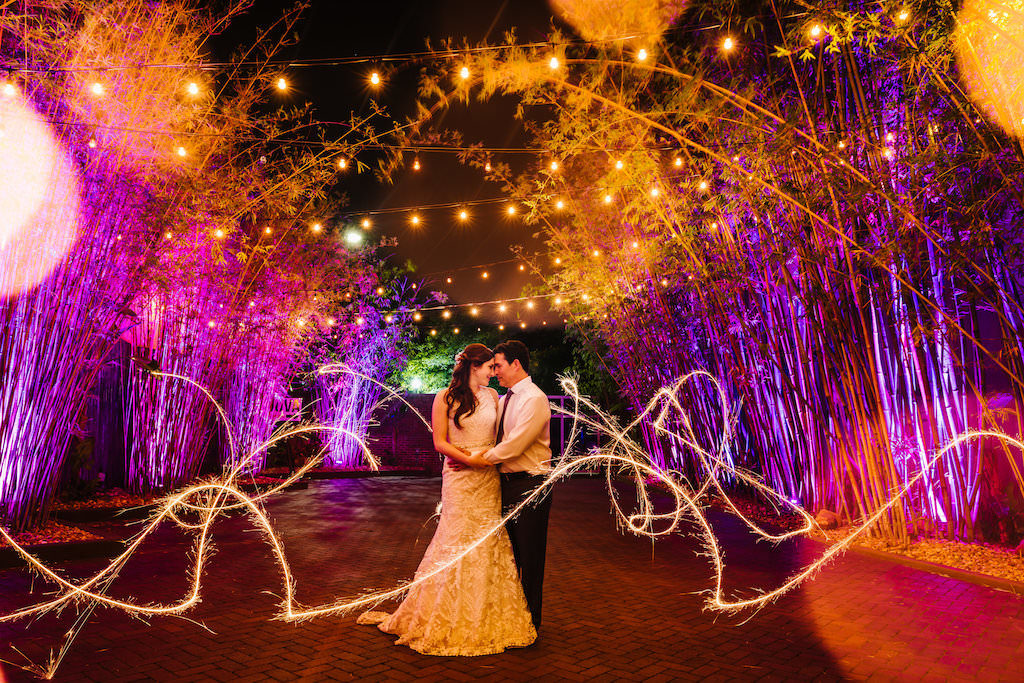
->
xmin=1 ymin=366 xmax=1020 ymax=679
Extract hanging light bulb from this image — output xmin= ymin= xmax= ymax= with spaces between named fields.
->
xmin=555 ymin=199 xmax=565 ymax=210
xmin=637 ymin=48 xmax=648 ymax=62
xmin=370 ymin=71 xmax=381 ymax=85
xmin=276 ymin=77 xmax=288 ymax=90
xmin=460 ymin=66 xmax=470 ymax=80
xmin=410 ymin=214 xmax=421 ymax=226
xmin=506 ymin=204 xmax=516 ymax=216
xmin=90 ymin=82 xmax=105 ymax=96
xmin=176 ymin=146 xmax=187 ymax=157
xmin=2 ymin=82 xmax=16 ymax=97
xmin=412 ymin=158 xmax=421 ymax=171
xmin=722 ymin=36 xmax=735 ymax=51
xmin=549 ymin=160 xmax=559 ymax=171
xmin=549 ymin=56 xmax=560 ymax=69
xmin=338 ymin=157 xmax=348 ymax=169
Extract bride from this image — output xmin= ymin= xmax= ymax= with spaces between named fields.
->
xmin=357 ymin=343 xmax=536 ymax=655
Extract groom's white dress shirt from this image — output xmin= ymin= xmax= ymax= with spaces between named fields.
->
xmin=483 ymin=376 xmax=552 ymax=474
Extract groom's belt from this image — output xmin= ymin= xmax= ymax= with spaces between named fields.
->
xmin=499 ymin=471 xmax=540 ymax=481
xmin=501 ymin=471 xmax=536 ymax=481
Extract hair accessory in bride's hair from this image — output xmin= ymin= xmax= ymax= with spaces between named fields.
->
xmin=453 ymin=351 xmax=465 ymax=365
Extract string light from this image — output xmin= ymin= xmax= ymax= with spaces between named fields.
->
xmin=674 ymin=157 xmax=683 ymax=167
xmin=453 ymin=327 xmax=460 ymax=334
xmin=506 ymin=204 xmax=516 ymax=216
xmin=375 ymin=287 xmax=385 ymax=295
xmin=384 ymin=314 xmax=394 ymax=324
xmin=698 ymin=180 xmax=708 ymax=191
xmin=369 ymin=71 xmax=381 ymax=86
xmin=526 ymin=300 xmax=535 ymax=309
xmin=164 ymin=232 xmax=173 ymax=240
xmin=412 ymin=158 xmax=421 ymax=171
xmin=355 ymin=317 xmax=365 ymax=326
xmin=276 ymin=77 xmax=288 ymax=90
xmin=549 ymin=160 xmax=559 ymax=171
xmin=650 ymin=187 xmax=660 ymax=197
xmin=499 ymin=303 xmax=507 ymax=312
xmin=614 ymin=159 xmax=624 ymax=170
xmin=87 ymin=137 xmax=97 ymax=149
xmin=176 ymin=146 xmax=187 ymax=157
xmin=446 ymin=276 xmax=453 ymax=284
xmin=603 ymin=193 xmax=613 ymax=204
xmin=412 ymin=312 xmax=422 ymax=321
xmin=498 ymin=324 xmax=505 ymax=330
xmin=338 ymin=157 xmax=348 ymax=170
xmin=311 ymin=222 xmax=323 ymax=233
xmin=361 ymin=218 xmax=372 ymax=229
xmin=458 ymin=208 xmax=469 ymax=221
xmin=442 ymin=310 xmax=451 ymax=319
xmin=549 ymin=55 xmax=560 ymax=69
xmin=459 ymin=66 xmax=470 ymax=80
xmin=344 ymin=230 xmax=363 ymax=246
xmin=809 ymin=24 xmax=823 ymax=39
xmin=482 ymin=271 xmax=489 ymax=279
xmin=430 ymin=329 xmax=437 ymax=336
xmin=722 ymin=36 xmax=735 ymax=51
xmin=186 ymin=81 xmax=200 ymax=96
xmin=518 ymin=264 xmax=526 ymax=271
xmin=896 ymin=9 xmax=909 ymax=23
xmin=90 ymin=82 xmax=104 ymax=96
xmin=2 ymin=82 xmax=16 ymax=96
xmin=470 ymin=307 xmax=479 ymax=316
xmin=636 ymin=48 xmax=648 ymax=62
xmin=213 ymin=229 xmax=225 ymax=238
xmin=519 ymin=322 xmax=526 ymax=329
xmin=264 ymin=226 xmax=272 ymax=235
xmin=410 ymin=214 xmax=421 ymax=226
xmin=484 ymin=162 xmax=492 ymax=172
xmin=555 ymin=199 xmax=565 ymax=210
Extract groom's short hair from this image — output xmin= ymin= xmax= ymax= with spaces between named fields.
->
xmin=494 ymin=340 xmax=530 ymax=375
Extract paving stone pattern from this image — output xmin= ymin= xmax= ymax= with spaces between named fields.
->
xmin=1 ymin=478 xmax=1022 ymax=682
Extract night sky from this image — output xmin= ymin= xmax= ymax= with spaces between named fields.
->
xmin=217 ymin=1 xmax=563 ymax=323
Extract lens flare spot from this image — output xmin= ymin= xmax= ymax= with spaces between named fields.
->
xmin=955 ymin=0 xmax=1024 ymax=139
xmin=0 ymin=93 xmax=81 ymax=298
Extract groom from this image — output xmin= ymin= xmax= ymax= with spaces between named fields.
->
xmin=481 ymin=340 xmax=553 ymax=629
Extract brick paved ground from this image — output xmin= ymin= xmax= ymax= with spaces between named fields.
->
xmin=2 ymin=477 xmax=1022 ymax=682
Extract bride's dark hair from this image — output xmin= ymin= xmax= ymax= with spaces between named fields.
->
xmin=445 ymin=343 xmax=493 ymax=429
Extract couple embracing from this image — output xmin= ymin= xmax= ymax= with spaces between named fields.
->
xmin=359 ymin=340 xmax=553 ymax=655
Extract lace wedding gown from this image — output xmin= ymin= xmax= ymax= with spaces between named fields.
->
xmin=357 ymin=388 xmax=537 ymax=655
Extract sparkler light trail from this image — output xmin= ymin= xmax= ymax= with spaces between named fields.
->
xmin=1 ymin=365 xmax=1021 ymax=679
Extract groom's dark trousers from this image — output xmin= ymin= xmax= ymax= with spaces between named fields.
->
xmin=500 ymin=472 xmax=552 ymax=629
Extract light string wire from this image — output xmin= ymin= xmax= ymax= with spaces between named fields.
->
xmin=1 ymin=365 xmax=1020 ymax=678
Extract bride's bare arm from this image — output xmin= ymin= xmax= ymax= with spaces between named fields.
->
xmin=432 ymin=391 xmax=479 ymax=466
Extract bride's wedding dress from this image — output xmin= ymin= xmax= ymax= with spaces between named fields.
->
xmin=358 ymin=387 xmax=536 ymax=655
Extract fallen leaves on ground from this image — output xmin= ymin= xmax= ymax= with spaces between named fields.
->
xmin=3 ymin=521 xmax=100 ymax=546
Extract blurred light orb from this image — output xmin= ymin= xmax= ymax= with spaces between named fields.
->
xmin=0 ymin=93 xmax=81 ymax=298
xmin=955 ymin=0 xmax=1024 ymax=139
xmin=549 ymin=0 xmax=685 ymax=43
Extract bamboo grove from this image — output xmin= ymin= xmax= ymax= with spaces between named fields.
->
xmin=0 ymin=1 xmax=403 ymax=531
xmin=416 ymin=0 xmax=1024 ymax=544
